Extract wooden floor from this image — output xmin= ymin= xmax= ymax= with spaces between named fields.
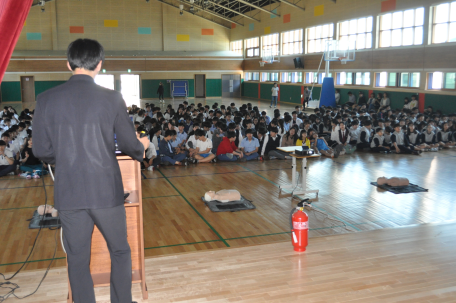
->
xmin=0 ymin=97 xmax=456 ymax=301
xmin=3 ymin=222 xmax=456 ymax=302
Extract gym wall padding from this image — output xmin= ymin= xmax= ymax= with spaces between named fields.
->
xmin=260 ymin=83 xmax=274 ymax=100
xmin=206 ymin=79 xmax=222 ymax=97
xmin=243 ymin=82 xmax=259 ymax=98
xmin=280 ymin=85 xmax=302 ymax=104
xmin=142 ymin=79 xmax=195 ymax=99
xmin=35 ymin=81 xmax=66 ymax=98
xmin=1 ymin=81 xmax=21 ymax=101
xmin=425 ymin=94 xmax=456 ymax=113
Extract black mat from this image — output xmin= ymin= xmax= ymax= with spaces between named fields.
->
xmin=201 ymin=196 xmax=256 ymax=212
xmin=370 ymin=182 xmax=428 ymax=194
xmin=28 ymin=210 xmax=61 ymax=229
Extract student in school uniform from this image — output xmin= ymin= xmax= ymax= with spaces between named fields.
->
xmin=406 ymin=122 xmax=427 ymax=150
xmin=261 ymin=127 xmax=287 ymax=160
xmin=19 ymin=136 xmax=44 ymax=178
xmin=391 ymin=124 xmax=421 ymax=155
xmin=0 ymin=140 xmax=17 ymax=177
xmin=336 ymin=122 xmax=351 ymax=147
xmin=216 ymin=131 xmax=243 ymax=162
xmin=239 ymin=129 xmax=260 ymax=161
xmin=421 ymin=124 xmax=440 ymax=150
xmin=256 ymin=128 xmax=267 ymax=154
xmin=356 ymin=120 xmax=373 ymax=149
xmin=310 ymin=133 xmax=338 ymax=158
xmin=159 ymin=130 xmax=187 ymax=166
xmin=151 ymin=126 xmax=163 ymax=154
xmin=370 ymin=128 xmax=390 ymax=153
xmin=281 ymin=127 xmax=299 ymax=147
xmin=437 ymin=122 xmax=455 ymax=148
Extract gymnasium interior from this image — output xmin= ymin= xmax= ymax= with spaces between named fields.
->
xmin=1 ymin=0 xmax=456 ymax=302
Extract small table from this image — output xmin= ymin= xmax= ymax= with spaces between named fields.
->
xmin=277 ymin=146 xmax=320 ymax=198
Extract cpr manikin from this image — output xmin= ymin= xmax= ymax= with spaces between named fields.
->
xmin=204 ymin=190 xmax=241 ymax=203
xmin=377 ymin=177 xmax=409 ymax=187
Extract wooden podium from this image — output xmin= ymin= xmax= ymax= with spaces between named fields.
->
xmin=67 ymin=154 xmax=148 ymax=302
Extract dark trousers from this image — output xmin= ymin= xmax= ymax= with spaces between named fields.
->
xmin=396 ymin=145 xmax=414 ymax=154
xmin=158 ymin=93 xmax=164 ymax=100
xmin=371 ymin=146 xmax=389 ymax=152
xmin=357 ymin=142 xmax=370 ymax=149
xmin=59 ymin=204 xmax=132 ymax=303
xmin=0 ymin=164 xmax=16 ymax=177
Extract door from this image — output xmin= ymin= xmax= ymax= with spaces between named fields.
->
xmin=120 ymin=74 xmax=140 ymax=107
xmin=195 ymin=74 xmax=206 ymax=98
xmin=20 ymin=76 xmax=35 ymax=103
xmin=222 ymin=74 xmax=241 ymax=98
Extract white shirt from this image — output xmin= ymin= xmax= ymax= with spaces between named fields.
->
xmin=145 ymin=142 xmax=157 ymax=159
xmin=196 ymin=138 xmax=213 ymax=153
xmin=271 ymin=87 xmax=279 ymax=97
xmin=186 ymin=135 xmax=198 ymax=149
xmin=261 ymin=135 xmax=282 ymax=156
xmin=0 ymin=149 xmax=13 ymax=165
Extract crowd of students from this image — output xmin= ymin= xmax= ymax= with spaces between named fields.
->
xmin=1 ymin=97 xmax=455 ymax=178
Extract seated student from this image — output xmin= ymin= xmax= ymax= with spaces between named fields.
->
xmin=216 ymin=131 xmax=243 ymax=161
xmin=406 ymin=122 xmax=427 ymax=150
xmin=383 ymin=126 xmax=393 ymax=146
xmin=336 ymin=122 xmax=351 ymax=148
xmin=370 ymin=128 xmax=390 ymax=153
xmin=0 ymin=140 xmax=17 ymax=177
xmin=172 ymin=122 xmax=187 ymax=149
xmin=150 ymin=126 xmax=163 ymax=153
xmin=313 ymin=116 xmax=324 ymax=135
xmin=328 ymin=119 xmax=340 ymax=147
xmin=347 ymin=91 xmax=356 ymax=107
xmin=310 ymin=133 xmax=337 ymax=158
xmin=261 ymin=127 xmax=287 ymax=160
xmin=357 ymin=120 xmax=372 ymax=149
xmin=296 ymin=129 xmax=311 ymax=148
xmin=241 ymin=119 xmax=253 ymax=137
xmin=192 ymin=129 xmax=216 ymax=164
xmin=256 ymin=127 xmax=267 ymax=153
xmin=186 ymin=124 xmax=200 ymax=158
xmin=136 ymin=127 xmax=159 ymax=171
xmin=261 ymin=111 xmax=271 ymax=125
xmin=437 ymin=122 xmax=455 ymax=148
xmin=421 ymin=124 xmax=440 ymax=150
xmin=239 ymin=129 xmax=260 ymax=161
xmin=159 ymin=130 xmax=187 ymax=166
xmin=202 ymin=122 xmax=213 ymax=140
xmin=391 ymin=124 xmax=421 ymax=155
xmin=281 ymin=127 xmax=298 ymax=147
xmin=19 ymin=136 xmax=44 ymax=178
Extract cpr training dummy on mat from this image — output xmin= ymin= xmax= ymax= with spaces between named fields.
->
xmin=377 ymin=177 xmax=409 ymax=187
xmin=204 ymin=189 xmax=241 ymax=203
xmin=37 ymin=204 xmax=59 ymax=217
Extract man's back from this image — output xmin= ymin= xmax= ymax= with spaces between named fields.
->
xmin=33 ymin=74 xmax=143 ymax=210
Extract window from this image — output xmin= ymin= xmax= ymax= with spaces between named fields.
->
xmin=282 ymin=29 xmax=303 ymax=55
xmin=336 ymin=72 xmax=370 ymax=85
xmin=431 ymin=2 xmax=456 ymax=44
xmin=375 ymin=72 xmax=420 ymax=88
xmin=245 ymin=72 xmax=260 ymax=81
xmin=282 ymin=72 xmax=302 ymax=83
xmin=317 ymin=73 xmax=333 ymax=84
xmin=428 ymin=72 xmax=456 ymax=89
xmin=307 ymin=23 xmax=334 ymax=53
xmin=379 ymin=8 xmax=424 ymax=47
xmin=338 ymin=17 xmax=373 ymax=50
xmin=261 ymin=72 xmax=278 ymax=82
xmin=305 ymin=72 xmax=318 ymax=84
xmin=262 ymin=33 xmax=279 ymax=56
xmin=230 ymin=40 xmax=243 ymax=55
xmin=245 ymin=37 xmax=260 ymax=58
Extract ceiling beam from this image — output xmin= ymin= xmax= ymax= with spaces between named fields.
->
xmin=277 ymin=0 xmax=305 ymax=11
xmin=157 ymin=0 xmax=231 ymax=29
xmin=235 ymin=0 xmax=280 ymax=17
xmin=174 ymin=0 xmax=244 ymax=26
xmin=206 ymin=0 xmax=261 ymax=22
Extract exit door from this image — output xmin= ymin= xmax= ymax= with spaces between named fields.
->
xmin=195 ymin=74 xmax=206 ymax=98
xmin=120 ymin=74 xmax=140 ymax=107
xmin=222 ymin=74 xmax=241 ymax=98
xmin=20 ymin=76 xmax=35 ymax=103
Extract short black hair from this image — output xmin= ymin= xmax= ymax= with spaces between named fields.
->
xmin=164 ymin=130 xmax=174 ymax=137
xmin=195 ymin=129 xmax=205 ymax=137
xmin=245 ymin=129 xmax=254 ymax=135
xmin=67 ymin=39 xmax=104 ymax=71
xmin=0 ymin=140 xmax=6 ymax=146
xmin=227 ymin=131 xmax=236 ymax=138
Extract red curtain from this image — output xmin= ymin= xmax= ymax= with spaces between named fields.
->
xmin=0 ymin=0 xmax=33 ymax=83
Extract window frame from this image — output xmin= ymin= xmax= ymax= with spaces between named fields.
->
xmin=335 ymin=72 xmax=371 ymax=86
xmin=431 ymin=1 xmax=456 ymax=44
xmin=245 ymin=37 xmax=260 ymax=58
xmin=281 ymin=29 xmax=303 ymax=56
xmin=281 ymin=72 xmax=303 ymax=83
xmin=261 ymin=33 xmax=280 ymax=57
xmin=375 ymin=72 xmax=420 ymax=88
xmin=378 ymin=7 xmax=425 ymax=48
xmin=427 ymin=72 xmax=456 ymax=90
xmin=338 ymin=16 xmax=374 ymax=50
xmin=306 ymin=23 xmax=334 ymax=54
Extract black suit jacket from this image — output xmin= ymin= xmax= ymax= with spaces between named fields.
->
xmin=33 ymin=75 xmax=144 ymax=211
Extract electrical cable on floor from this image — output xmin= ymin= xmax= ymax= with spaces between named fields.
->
xmin=0 ymin=164 xmax=59 ymax=302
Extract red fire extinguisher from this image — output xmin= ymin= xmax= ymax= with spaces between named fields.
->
xmin=290 ymin=207 xmax=308 ymax=252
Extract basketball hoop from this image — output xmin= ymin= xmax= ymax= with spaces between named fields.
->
xmin=338 ymin=57 xmax=347 ymax=64
xmin=259 ymin=61 xmax=267 ymax=67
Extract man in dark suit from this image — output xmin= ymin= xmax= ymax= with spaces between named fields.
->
xmin=33 ymin=39 xmax=148 ymax=303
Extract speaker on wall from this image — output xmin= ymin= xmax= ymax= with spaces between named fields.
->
xmin=293 ymin=57 xmax=304 ymax=69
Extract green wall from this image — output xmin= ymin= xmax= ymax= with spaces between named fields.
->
xmin=142 ymin=79 xmax=195 ymax=99
xmin=206 ymin=79 xmax=221 ymax=97
xmin=1 ymin=82 xmax=21 ymax=102
xmin=260 ymin=83 xmax=274 ymax=100
xmin=280 ymin=85 xmax=301 ymax=104
xmin=243 ymin=82 xmax=258 ymax=98
xmin=35 ymin=81 xmax=66 ymax=98
xmin=335 ymin=88 xmax=369 ymax=105
xmin=425 ymin=94 xmax=456 ymax=113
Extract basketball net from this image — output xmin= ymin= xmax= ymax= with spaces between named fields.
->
xmin=338 ymin=57 xmax=347 ymax=64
